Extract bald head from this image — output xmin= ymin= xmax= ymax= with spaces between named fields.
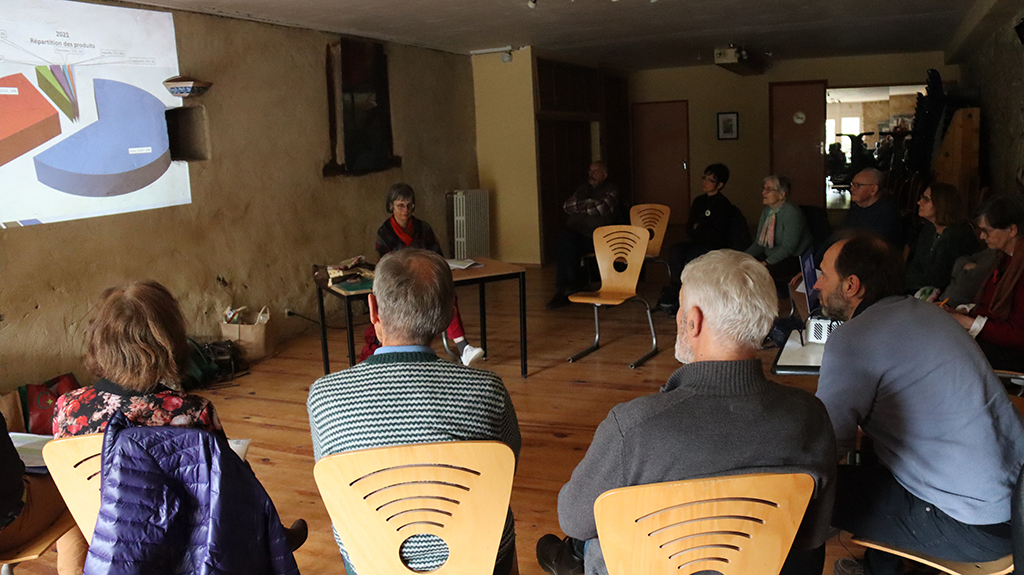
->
xmin=850 ymin=168 xmax=885 ymax=208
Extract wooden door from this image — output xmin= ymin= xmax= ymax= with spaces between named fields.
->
xmin=632 ymin=101 xmax=689 ymax=225
xmin=770 ymin=81 xmax=827 ymax=207
xmin=537 ymin=119 xmax=592 ymax=264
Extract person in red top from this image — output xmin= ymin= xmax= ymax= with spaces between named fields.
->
xmin=948 ymin=195 xmax=1024 ymax=372
xmin=373 ymin=183 xmax=484 ymax=367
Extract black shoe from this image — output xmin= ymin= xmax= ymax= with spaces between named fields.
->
xmin=546 ymin=293 xmax=571 ymax=310
xmin=285 ymin=518 xmax=308 ymax=551
xmin=536 ymin=534 xmax=584 ymax=575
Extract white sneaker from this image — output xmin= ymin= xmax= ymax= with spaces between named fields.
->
xmin=461 ymin=344 xmax=484 ymax=368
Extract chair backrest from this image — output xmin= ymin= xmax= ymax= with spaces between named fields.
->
xmin=629 ymin=204 xmax=671 ymax=257
xmin=594 ymin=473 xmax=815 ymax=575
xmin=591 ymin=225 xmax=650 ymax=297
xmin=313 ymin=441 xmax=515 ymax=575
xmin=42 ymin=434 xmax=104 ymax=543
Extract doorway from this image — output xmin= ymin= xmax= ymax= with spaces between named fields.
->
xmin=632 ymin=101 xmax=690 ymax=227
xmin=769 ymin=81 xmax=827 ymax=207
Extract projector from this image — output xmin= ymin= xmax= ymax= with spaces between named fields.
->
xmin=807 ymin=316 xmax=843 ymax=344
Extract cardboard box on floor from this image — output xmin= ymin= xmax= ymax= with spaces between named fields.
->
xmin=220 ymin=306 xmax=274 ymax=362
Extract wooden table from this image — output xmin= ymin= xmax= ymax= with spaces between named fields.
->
xmin=314 ymin=257 xmax=528 ymax=377
xmin=771 ymin=329 xmax=825 ymax=376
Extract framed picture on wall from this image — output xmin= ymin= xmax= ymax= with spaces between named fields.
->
xmin=718 ymin=112 xmax=739 ymax=140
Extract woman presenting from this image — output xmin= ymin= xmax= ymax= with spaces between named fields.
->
xmin=375 ymin=183 xmax=484 ymax=367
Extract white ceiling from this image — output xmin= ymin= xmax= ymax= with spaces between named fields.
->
xmin=138 ymin=0 xmax=975 ymax=70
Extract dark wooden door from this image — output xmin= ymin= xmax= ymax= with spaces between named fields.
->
xmin=537 ymin=119 xmax=592 ymax=264
xmin=770 ymin=81 xmax=827 ymax=207
xmin=632 ymin=101 xmax=690 ymax=225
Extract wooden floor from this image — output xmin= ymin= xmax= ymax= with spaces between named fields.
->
xmin=15 ymin=265 xmax=862 ymax=574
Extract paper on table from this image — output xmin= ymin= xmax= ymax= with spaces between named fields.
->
xmin=447 ymin=259 xmax=479 ymax=270
xmin=228 ymin=438 xmax=251 ymax=461
xmin=11 ymin=432 xmax=51 ymax=473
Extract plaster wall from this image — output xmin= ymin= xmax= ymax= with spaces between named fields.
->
xmin=631 ymin=52 xmax=960 ymax=225
xmin=472 ymin=48 xmax=541 ymax=264
xmin=962 ymin=6 xmax=1024 ymax=196
xmin=0 ymin=8 xmax=479 ymax=389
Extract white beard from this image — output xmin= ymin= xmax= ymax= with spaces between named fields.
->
xmin=674 ymin=331 xmax=695 ymax=364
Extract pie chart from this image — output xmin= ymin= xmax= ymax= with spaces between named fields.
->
xmin=33 ymin=79 xmax=171 ymax=197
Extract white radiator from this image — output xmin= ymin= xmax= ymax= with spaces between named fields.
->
xmin=447 ymin=190 xmax=490 ymax=259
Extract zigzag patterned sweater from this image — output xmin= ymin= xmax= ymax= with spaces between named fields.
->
xmin=308 ymin=351 xmax=521 ymax=573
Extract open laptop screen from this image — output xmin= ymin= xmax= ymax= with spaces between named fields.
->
xmin=800 ymin=250 xmax=820 ymax=314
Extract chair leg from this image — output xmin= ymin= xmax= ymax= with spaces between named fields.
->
xmin=441 ymin=334 xmax=457 ymax=361
xmin=629 ymin=299 xmax=659 ymax=369
xmin=568 ymin=306 xmax=601 ymax=363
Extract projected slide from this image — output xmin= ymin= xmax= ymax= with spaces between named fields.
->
xmin=0 ymin=0 xmax=190 ymax=226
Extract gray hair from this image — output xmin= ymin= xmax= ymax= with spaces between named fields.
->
xmin=764 ymin=175 xmax=791 ymax=197
xmin=679 ymin=250 xmax=778 ymax=351
xmin=858 ymin=168 xmax=885 ymax=188
xmin=386 ymin=183 xmax=416 ymax=213
xmin=373 ymin=249 xmax=453 ymax=344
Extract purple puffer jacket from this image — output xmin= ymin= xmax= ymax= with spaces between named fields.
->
xmin=84 ymin=412 xmax=300 ymax=575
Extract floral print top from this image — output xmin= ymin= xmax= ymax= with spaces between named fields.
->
xmin=53 ymin=378 xmax=223 ymax=438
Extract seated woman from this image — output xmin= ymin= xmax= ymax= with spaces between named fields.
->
xmin=374 ymin=183 xmax=483 ymax=367
xmin=948 ymin=196 xmax=1024 ymax=372
xmin=905 ymin=183 xmax=978 ymax=294
xmin=745 ymin=175 xmax=812 ymax=283
xmin=0 ymin=413 xmax=83 ymax=575
xmin=53 ymin=281 xmax=306 ymax=556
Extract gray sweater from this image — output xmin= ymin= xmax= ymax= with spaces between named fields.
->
xmin=557 ymin=359 xmax=837 ymax=575
xmin=817 ymin=296 xmax=1024 ymax=525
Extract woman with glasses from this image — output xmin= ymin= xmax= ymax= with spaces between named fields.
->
xmin=374 ymin=183 xmax=484 ymax=367
xmin=745 ymin=175 xmax=812 ymax=284
xmin=948 ymin=195 xmax=1024 ymax=371
xmin=905 ymin=183 xmax=978 ymax=293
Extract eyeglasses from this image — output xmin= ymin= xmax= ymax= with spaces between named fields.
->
xmin=702 ymin=175 xmax=719 ymax=184
xmin=393 ymin=201 xmax=415 ymax=211
xmin=762 ymin=187 xmax=780 ymax=193
xmin=919 ymin=195 xmax=932 ymax=203
xmin=976 ymin=225 xmax=1001 ymax=237
xmin=850 ymin=182 xmax=876 ymax=189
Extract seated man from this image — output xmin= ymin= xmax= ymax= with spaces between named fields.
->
xmin=658 ymin=163 xmax=743 ymax=312
xmin=813 ymin=234 xmax=1024 ymax=575
xmin=308 ymin=248 xmax=522 ymax=575
xmin=547 ymin=161 xmax=620 ymax=309
xmin=538 ymin=249 xmax=837 ymax=575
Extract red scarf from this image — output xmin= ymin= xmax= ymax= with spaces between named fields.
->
xmin=390 ymin=216 xmax=415 ymax=247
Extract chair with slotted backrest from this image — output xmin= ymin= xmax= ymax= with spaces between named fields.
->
xmin=313 ymin=441 xmax=516 ymax=575
xmin=594 ymin=473 xmax=815 ymax=575
xmin=41 ymin=434 xmax=103 ymax=544
xmin=0 ymin=510 xmax=76 ymax=575
xmin=568 ymin=225 xmax=658 ymax=368
xmin=630 ymin=204 xmax=673 ymax=280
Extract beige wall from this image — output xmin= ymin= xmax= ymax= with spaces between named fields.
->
xmin=472 ymin=48 xmax=541 ymax=264
xmin=0 ymin=9 xmax=479 ymax=389
xmin=631 ymin=52 xmax=960 ymax=224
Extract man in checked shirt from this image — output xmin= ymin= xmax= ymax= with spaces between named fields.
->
xmin=546 ymin=161 xmax=621 ymax=309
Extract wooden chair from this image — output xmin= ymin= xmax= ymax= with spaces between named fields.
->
xmin=630 ymin=203 xmax=671 ymax=265
xmin=41 ymin=434 xmax=103 ymax=544
xmin=313 ymin=441 xmax=516 ymax=575
xmin=594 ymin=473 xmax=815 ymax=575
xmin=0 ymin=511 xmax=77 ymax=575
xmin=850 ymin=461 xmax=1024 ymax=575
xmin=568 ymin=225 xmax=658 ymax=369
